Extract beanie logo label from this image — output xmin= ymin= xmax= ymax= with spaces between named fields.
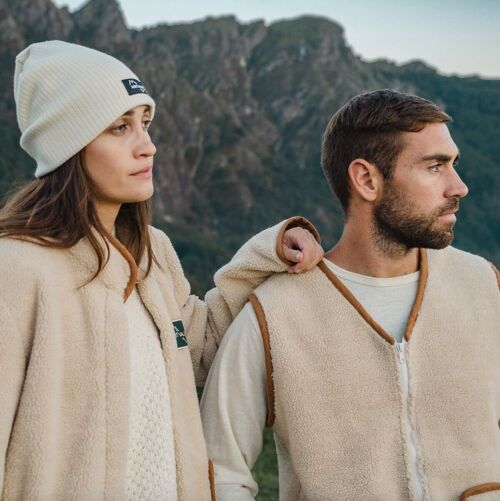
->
xmin=122 ymin=78 xmax=148 ymax=96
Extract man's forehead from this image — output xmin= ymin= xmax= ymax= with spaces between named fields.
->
xmin=401 ymin=122 xmax=459 ymax=160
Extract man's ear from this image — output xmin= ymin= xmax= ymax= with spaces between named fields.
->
xmin=347 ymin=159 xmax=382 ymax=203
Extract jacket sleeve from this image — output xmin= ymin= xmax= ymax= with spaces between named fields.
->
xmin=0 ymin=299 xmax=27 ymax=491
xmin=157 ymin=217 xmax=319 ymax=386
xmin=489 ymin=262 xmax=500 ymax=290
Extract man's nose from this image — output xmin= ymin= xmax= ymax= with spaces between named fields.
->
xmin=445 ymin=168 xmax=468 ymax=199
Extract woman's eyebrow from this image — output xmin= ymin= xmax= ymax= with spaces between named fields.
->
xmin=121 ymin=106 xmax=150 ymax=118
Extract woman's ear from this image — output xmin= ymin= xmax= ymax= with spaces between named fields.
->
xmin=347 ymin=158 xmax=383 ymax=203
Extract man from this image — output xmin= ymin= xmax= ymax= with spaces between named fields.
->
xmin=200 ymin=90 xmax=500 ymax=501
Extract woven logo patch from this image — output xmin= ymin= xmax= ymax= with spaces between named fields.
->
xmin=173 ymin=319 xmax=188 ymax=349
xmin=122 ymin=78 xmax=148 ymax=96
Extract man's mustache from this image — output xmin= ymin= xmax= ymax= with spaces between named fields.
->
xmin=437 ymin=198 xmax=460 ymax=216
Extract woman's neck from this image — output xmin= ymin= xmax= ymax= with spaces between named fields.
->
xmin=94 ymin=200 xmax=121 ymax=234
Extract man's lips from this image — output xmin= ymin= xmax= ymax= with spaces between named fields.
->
xmin=438 ymin=209 xmax=458 ymax=222
xmin=437 ymin=198 xmax=459 ymax=219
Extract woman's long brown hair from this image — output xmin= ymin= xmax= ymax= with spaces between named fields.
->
xmin=0 ymin=151 xmax=157 ymax=283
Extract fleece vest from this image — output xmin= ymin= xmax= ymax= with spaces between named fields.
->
xmin=250 ymin=247 xmax=500 ymax=501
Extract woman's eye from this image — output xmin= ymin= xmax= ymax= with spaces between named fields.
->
xmin=112 ymin=123 xmax=128 ymax=133
xmin=142 ymin=120 xmax=152 ymax=130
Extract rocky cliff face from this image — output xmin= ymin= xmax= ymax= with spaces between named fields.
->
xmin=1 ymin=0 xmax=498 ymax=291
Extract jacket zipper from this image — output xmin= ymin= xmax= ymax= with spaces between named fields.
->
xmin=397 ymin=341 xmax=424 ymax=501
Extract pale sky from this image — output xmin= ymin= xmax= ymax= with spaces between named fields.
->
xmin=53 ymin=0 xmax=500 ymax=78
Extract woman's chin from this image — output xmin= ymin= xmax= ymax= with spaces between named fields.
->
xmin=122 ymin=186 xmax=154 ymax=203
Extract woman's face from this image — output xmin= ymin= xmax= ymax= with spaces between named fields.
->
xmin=84 ymin=105 xmax=156 ymax=206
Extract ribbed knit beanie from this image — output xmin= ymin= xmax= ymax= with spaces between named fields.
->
xmin=14 ymin=40 xmax=156 ymax=178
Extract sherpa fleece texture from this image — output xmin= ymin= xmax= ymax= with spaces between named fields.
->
xmin=251 ymin=247 xmax=500 ymax=501
xmin=0 ymin=217 xmax=318 ymax=501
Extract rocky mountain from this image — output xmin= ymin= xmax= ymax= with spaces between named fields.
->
xmin=1 ymin=0 xmax=499 ymax=293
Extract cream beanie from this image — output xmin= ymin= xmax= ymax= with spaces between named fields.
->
xmin=14 ymin=40 xmax=156 ymax=178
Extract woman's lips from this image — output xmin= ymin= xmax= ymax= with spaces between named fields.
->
xmin=131 ymin=166 xmax=153 ymax=178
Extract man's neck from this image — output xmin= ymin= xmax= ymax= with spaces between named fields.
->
xmin=325 ymin=222 xmax=420 ymax=278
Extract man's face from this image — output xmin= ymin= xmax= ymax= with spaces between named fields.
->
xmin=373 ymin=122 xmax=469 ymax=251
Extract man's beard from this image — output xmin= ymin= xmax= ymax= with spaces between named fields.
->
xmin=373 ymin=183 xmax=459 ymax=255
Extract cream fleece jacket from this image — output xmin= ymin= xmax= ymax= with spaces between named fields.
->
xmin=0 ymin=217 xmax=318 ymax=501
xmin=222 ymin=247 xmax=499 ymax=501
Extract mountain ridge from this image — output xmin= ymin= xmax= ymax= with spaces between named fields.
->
xmin=0 ymin=0 xmax=498 ymax=292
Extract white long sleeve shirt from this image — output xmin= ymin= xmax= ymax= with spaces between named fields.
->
xmin=200 ymin=259 xmax=419 ymax=500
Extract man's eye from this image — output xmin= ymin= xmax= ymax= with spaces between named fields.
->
xmin=429 ymin=164 xmax=441 ymax=172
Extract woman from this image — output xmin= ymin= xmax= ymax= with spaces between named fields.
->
xmin=0 ymin=41 xmax=322 ymax=500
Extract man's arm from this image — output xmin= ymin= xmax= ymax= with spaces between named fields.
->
xmin=200 ymin=303 xmax=268 ymax=501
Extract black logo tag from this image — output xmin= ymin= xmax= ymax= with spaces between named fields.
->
xmin=173 ymin=320 xmax=188 ymax=349
xmin=122 ymin=78 xmax=148 ymax=96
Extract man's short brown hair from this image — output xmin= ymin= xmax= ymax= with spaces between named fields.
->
xmin=321 ymin=89 xmax=451 ymax=212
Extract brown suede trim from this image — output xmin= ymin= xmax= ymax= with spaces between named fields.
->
xmin=460 ymin=482 xmax=500 ymax=500
xmin=107 ymin=232 xmax=138 ymax=302
xmin=275 ymin=216 xmax=321 ymax=266
xmin=208 ymin=460 xmax=216 ymax=501
xmin=317 ymin=249 xmax=428 ymax=346
xmin=403 ymin=249 xmax=428 ymax=341
xmin=317 ymin=261 xmax=395 ymax=345
xmin=248 ymin=293 xmax=275 ymax=427
xmin=489 ymin=262 xmax=500 ymax=290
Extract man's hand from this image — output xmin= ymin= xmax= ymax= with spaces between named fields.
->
xmin=282 ymin=227 xmax=324 ymax=273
